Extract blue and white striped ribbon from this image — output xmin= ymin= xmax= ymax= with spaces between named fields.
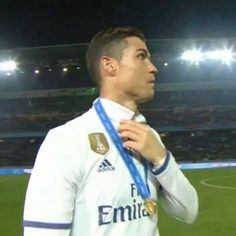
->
xmin=94 ymin=98 xmax=150 ymax=199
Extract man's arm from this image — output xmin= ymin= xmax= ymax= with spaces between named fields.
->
xmin=150 ymin=151 xmax=198 ymax=223
xmin=23 ymin=128 xmax=82 ymax=236
xmin=118 ymin=120 xmax=198 ymax=223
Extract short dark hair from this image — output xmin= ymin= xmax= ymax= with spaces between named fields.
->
xmin=86 ymin=26 xmax=146 ymax=86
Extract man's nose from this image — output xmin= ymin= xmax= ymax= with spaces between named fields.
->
xmin=148 ymin=62 xmax=158 ymax=74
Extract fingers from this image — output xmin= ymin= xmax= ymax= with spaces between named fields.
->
xmin=118 ymin=119 xmax=147 ymax=142
xmin=119 ymin=119 xmax=149 ymax=133
xmin=119 ymin=130 xmax=139 ymax=142
xmin=118 ymin=119 xmax=166 ymax=163
xmin=118 ymin=119 xmax=148 ymax=150
xmin=122 ymin=139 xmax=139 ymax=150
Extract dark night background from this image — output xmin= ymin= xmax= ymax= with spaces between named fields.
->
xmin=0 ymin=0 xmax=236 ymax=167
xmin=1 ymin=0 xmax=236 ymax=49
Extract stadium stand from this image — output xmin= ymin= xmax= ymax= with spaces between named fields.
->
xmin=0 ymin=38 xmax=236 ymax=166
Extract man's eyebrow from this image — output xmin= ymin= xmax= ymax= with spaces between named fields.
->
xmin=136 ymin=48 xmax=151 ymax=57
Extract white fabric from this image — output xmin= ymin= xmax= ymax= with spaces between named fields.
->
xmin=23 ymin=98 xmax=198 ymax=236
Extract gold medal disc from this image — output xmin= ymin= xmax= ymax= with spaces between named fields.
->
xmin=144 ymin=198 xmax=157 ymax=215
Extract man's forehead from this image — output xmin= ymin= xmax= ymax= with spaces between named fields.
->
xmin=125 ymin=36 xmax=149 ymax=52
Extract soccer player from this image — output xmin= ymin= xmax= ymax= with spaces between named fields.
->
xmin=23 ymin=26 xmax=198 ymax=236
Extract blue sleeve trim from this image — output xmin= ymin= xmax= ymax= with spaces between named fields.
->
xmin=150 ymin=151 xmax=171 ymax=175
xmin=23 ymin=220 xmax=72 ymax=229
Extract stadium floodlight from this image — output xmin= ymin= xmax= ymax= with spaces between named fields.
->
xmin=0 ymin=60 xmax=17 ymax=71
xmin=206 ymin=49 xmax=235 ymax=64
xmin=180 ymin=49 xmax=203 ymax=63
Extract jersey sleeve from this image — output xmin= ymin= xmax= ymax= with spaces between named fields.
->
xmin=23 ymin=127 xmax=84 ymax=236
xmin=150 ymin=151 xmax=198 ymax=223
xmin=149 ymin=129 xmax=198 ymax=224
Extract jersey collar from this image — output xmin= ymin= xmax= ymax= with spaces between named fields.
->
xmin=93 ymin=98 xmax=146 ymax=123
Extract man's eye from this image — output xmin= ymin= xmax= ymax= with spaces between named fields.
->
xmin=138 ymin=53 xmax=146 ymax=59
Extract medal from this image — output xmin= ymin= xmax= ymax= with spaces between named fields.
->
xmin=144 ymin=198 xmax=157 ymax=215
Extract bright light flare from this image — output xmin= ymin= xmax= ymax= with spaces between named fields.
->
xmin=181 ymin=50 xmax=203 ymax=63
xmin=181 ymin=48 xmax=235 ymax=65
xmin=34 ymin=70 xmax=40 ymax=74
xmin=206 ymin=49 xmax=235 ymax=64
xmin=0 ymin=60 xmax=17 ymax=71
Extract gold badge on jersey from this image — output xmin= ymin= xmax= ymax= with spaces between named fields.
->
xmin=88 ymin=133 xmax=109 ymax=155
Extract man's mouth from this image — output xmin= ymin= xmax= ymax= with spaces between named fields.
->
xmin=148 ymin=80 xmax=155 ymax=84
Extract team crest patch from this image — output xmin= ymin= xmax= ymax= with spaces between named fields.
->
xmin=88 ymin=133 xmax=109 ymax=155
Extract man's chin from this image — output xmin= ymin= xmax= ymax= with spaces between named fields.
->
xmin=138 ymin=93 xmax=155 ymax=104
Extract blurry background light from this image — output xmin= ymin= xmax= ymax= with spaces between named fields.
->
xmin=0 ymin=60 xmax=17 ymax=71
xmin=34 ymin=70 xmax=40 ymax=74
xmin=181 ymin=49 xmax=203 ymax=63
xmin=206 ymin=49 xmax=235 ymax=64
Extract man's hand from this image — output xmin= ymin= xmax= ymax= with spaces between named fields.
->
xmin=118 ymin=119 xmax=166 ymax=165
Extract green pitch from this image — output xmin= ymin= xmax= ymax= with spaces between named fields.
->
xmin=1 ymin=167 xmax=236 ymax=236
xmin=159 ymin=167 xmax=236 ymax=236
xmin=0 ymin=174 xmax=29 ymax=236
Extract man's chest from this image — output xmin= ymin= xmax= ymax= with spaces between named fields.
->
xmin=78 ymin=147 xmax=158 ymax=207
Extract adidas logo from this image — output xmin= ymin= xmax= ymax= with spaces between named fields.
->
xmin=97 ymin=159 xmax=115 ymax=172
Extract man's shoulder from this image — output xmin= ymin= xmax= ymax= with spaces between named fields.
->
xmin=47 ymin=107 xmax=96 ymax=139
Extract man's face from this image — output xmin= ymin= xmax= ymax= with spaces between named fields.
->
xmin=115 ymin=36 xmax=158 ymax=104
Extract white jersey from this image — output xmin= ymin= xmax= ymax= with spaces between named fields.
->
xmin=23 ymin=98 xmax=198 ymax=236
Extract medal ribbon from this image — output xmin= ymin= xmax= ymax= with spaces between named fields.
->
xmin=94 ymin=98 xmax=150 ymax=200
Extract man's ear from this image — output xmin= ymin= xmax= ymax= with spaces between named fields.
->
xmin=100 ymin=56 xmax=117 ymax=75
